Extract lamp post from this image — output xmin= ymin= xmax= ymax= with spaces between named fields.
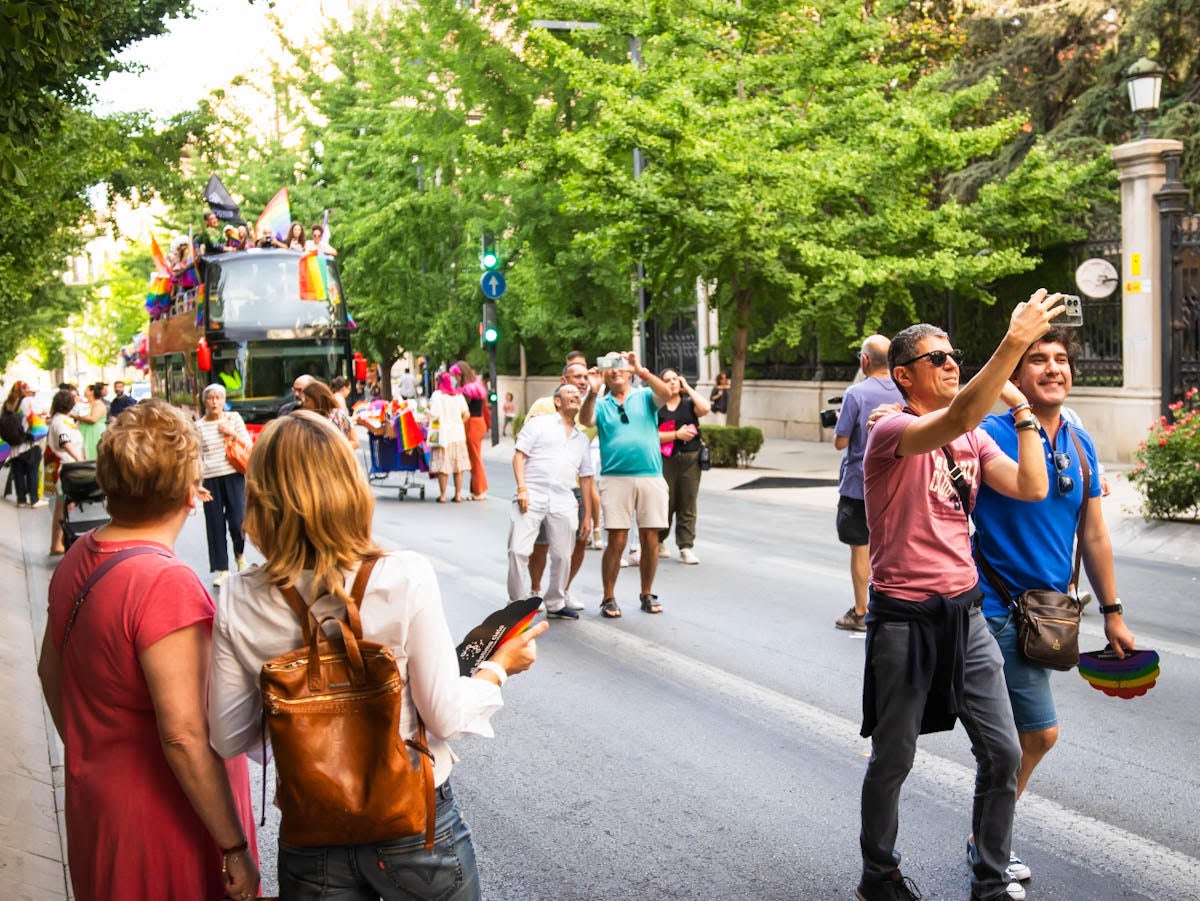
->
xmin=1125 ymin=56 xmax=1164 ymax=140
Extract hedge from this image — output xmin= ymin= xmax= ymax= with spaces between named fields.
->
xmin=699 ymin=425 xmax=764 ymax=468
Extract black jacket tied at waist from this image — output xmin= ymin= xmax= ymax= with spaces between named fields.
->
xmin=860 ymin=584 xmax=982 ymax=738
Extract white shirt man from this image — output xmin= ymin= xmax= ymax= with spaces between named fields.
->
xmin=508 ymin=384 xmax=594 ymax=618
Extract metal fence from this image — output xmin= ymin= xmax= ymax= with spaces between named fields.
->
xmin=1174 ymin=214 xmax=1200 ymax=395
xmin=1068 ymin=237 xmax=1124 ymax=386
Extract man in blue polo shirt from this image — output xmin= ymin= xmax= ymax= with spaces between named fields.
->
xmin=581 ymin=351 xmax=670 ymax=619
xmin=971 ymin=327 xmax=1136 ymax=892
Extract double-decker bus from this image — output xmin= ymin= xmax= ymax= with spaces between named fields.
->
xmin=148 ymin=248 xmax=355 ymax=426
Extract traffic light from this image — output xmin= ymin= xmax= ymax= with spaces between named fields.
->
xmin=481 ymin=302 xmax=499 ymax=348
xmin=480 ymin=231 xmax=499 ymax=271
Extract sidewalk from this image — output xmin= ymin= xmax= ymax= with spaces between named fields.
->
xmin=0 ymin=498 xmax=69 ymax=899
xmin=484 ymin=434 xmax=1199 ymax=566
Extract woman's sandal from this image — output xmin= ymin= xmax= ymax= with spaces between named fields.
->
xmin=639 ymin=593 xmax=663 ymax=614
xmin=600 ymin=598 xmax=622 ymax=618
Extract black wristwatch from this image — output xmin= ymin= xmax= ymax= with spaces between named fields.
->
xmin=1098 ymin=601 xmax=1124 ymax=616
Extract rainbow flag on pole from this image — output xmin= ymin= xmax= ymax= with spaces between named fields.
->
xmin=150 ymin=233 xmax=170 ymax=275
xmin=256 ymin=187 xmax=291 ymax=242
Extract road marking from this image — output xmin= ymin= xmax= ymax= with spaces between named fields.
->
xmin=428 ymin=553 xmax=1200 ymax=899
xmin=567 ymin=620 xmax=1200 ymax=900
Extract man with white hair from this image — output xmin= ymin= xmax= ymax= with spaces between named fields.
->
xmin=508 ymin=383 xmax=594 ymax=619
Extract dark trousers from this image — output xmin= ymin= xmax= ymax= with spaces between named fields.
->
xmin=659 ymin=450 xmax=701 ymax=549
xmin=10 ymin=446 xmax=42 ymax=504
xmin=860 ymin=608 xmax=1021 ymax=899
xmin=202 ymin=473 xmax=245 ymax=572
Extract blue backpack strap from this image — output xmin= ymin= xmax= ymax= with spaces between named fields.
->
xmin=62 ymin=547 xmax=173 ymax=650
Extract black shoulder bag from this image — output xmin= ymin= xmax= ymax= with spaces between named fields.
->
xmin=943 ymin=428 xmax=1088 ymax=671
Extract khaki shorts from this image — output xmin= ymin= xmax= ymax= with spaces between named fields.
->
xmin=599 ymin=475 xmax=669 ymax=531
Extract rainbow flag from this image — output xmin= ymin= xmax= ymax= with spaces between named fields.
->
xmin=28 ymin=413 xmax=48 ymax=441
xmin=150 ymin=233 xmax=170 ymax=274
xmin=256 ymin=187 xmax=291 ymax=242
xmin=298 ymin=250 xmax=328 ymax=301
xmin=397 ymin=409 xmax=424 ymax=450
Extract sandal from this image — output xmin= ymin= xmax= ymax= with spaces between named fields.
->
xmin=600 ymin=598 xmax=622 ymax=619
xmin=639 ymin=593 xmax=663 ymax=614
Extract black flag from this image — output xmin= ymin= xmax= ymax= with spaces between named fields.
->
xmin=203 ymin=174 xmax=246 ymax=226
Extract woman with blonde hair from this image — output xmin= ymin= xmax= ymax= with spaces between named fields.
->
xmin=39 ymin=399 xmax=259 ymax=900
xmin=208 ymin=411 xmax=546 ymax=900
xmin=428 ymin=371 xmax=470 ymax=502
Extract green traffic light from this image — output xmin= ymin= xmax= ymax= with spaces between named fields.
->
xmin=481 ymin=251 xmax=498 ymax=269
xmin=489 ymin=391 xmax=499 ymax=403
xmin=483 ymin=326 xmax=499 ymax=343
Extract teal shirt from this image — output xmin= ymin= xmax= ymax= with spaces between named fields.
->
xmin=595 ymin=387 xmax=663 ymax=476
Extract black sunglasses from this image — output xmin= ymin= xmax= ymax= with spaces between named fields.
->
xmin=616 ymin=403 xmax=629 ymax=424
xmin=897 ymin=348 xmax=965 ymax=368
xmin=1053 ymin=451 xmax=1074 ymax=496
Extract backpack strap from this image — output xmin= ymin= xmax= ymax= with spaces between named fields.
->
xmin=63 ymin=547 xmax=173 ymax=651
xmin=940 ymin=445 xmax=973 ymax=516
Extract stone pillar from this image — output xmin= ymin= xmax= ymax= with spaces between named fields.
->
xmin=694 ymin=278 xmax=720 ymax=384
xmin=1106 ymin=139 xmax=1184 ymax=458
xmin=1111 ymin=139 xmax=1181 ymax=391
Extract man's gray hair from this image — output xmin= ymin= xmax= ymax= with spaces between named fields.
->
xmin=553 ymin=383 xmax=579 ymax=401
xmin=202 ymin=383 xmax=227 ymax=402
xmin=888 ymin=324 xmax=948 ymax=398
xmin=562 ymin=361 xmax=585 ymax=378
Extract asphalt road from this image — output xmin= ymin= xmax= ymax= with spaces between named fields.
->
xmin=164 ymin=452 xmax=1200 ymax=900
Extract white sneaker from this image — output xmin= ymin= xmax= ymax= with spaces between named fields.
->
xmin=679 ymin=548 xmax=700 ymax=565
xmin=563 ymin=590 xmax=584 ymax=611
xmin=212 ymin=570 xmax=229 ymax=588
xmin=236 ymin=557 xmax=248 ymax=572
xmin=1004 ymin=881 xmax=1026 ymax=900
xmin=590 ymin=529 xmax=603 ymax=549
xmin=31 ymin=498 xmax=49 ymax=508
xmin=657 ymin=544 xmax=670 ymax=559
xmin=1006 ymin=851 xmax=1031 ymax=882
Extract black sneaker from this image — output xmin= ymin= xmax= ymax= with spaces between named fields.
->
xmin=856 ymin=869 xmax=922 ymax=901
xmin=545 ymin=606 xmax=579 ymax=620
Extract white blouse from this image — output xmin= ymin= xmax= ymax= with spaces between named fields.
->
xmin=429 ymin=391 xmax=468 ymax=446
xmin=208 ymin=550 xmax=503 ymax=787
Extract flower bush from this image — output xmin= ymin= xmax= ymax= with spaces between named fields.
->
xmin=1128 ymin=387 xmax=1200 ymax=520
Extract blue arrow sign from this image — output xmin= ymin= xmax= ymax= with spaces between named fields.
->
xmin=480 ymin=271 xmax=507 ymax=299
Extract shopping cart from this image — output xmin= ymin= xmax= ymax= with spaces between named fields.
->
xmin=362 ymin=408 xmax=429 ymax=501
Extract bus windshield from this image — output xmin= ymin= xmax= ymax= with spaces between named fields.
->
xmin=206 ymin=251 xmax=344 ymax=333
xmin=211 ymin=339 xmax=348 ymax=423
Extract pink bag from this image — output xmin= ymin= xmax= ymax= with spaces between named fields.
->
xmin=659 ymin=422 xmax=675 ymax=457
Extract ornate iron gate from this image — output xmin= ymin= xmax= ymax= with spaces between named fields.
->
xmin=1157 ymin=151 xmax=1200 ymax=414
xmin=1068 ymin=237 xmax=1124 ymax=386
xmin=644 ymin=314 xmax=699 ymax=382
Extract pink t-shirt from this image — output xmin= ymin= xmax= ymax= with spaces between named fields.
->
xmin=863 ymin=412 xmax=1003 ymax=601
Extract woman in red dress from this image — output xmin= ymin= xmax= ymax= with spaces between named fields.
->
xmin=453 ymin=361 xmax=490 ymax=500
xmin=38 ymin=399 xmax=259 ymax=901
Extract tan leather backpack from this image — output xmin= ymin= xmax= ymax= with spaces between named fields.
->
xmin=261 ymin=556 xmax=435 ymax=849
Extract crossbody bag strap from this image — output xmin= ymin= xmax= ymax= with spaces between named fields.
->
xmin=62 ymin=547 xmax=172 ymax=651
xmin=941 ymin=444 xmax=1017 ymax=610
xmin=1067 ymin=426 xmax=1091 ymax=593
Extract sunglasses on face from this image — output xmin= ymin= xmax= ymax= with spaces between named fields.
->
xmin=897 ymin=349 xmax=965 ymax=368
xmin=616 ymin=403 xmax=629 ymax=424
xmin=1053 ymin=451 xmax=1074 ymax=496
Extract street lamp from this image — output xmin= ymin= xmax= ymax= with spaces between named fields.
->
xmin=1125 ymin=57 xmax=1164 ymax=139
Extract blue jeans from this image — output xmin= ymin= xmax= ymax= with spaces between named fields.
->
xmin=986 ymin=613 xmax=1057 ymax=732
xmin=278 ymin=782 xmax=481 ymax=901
